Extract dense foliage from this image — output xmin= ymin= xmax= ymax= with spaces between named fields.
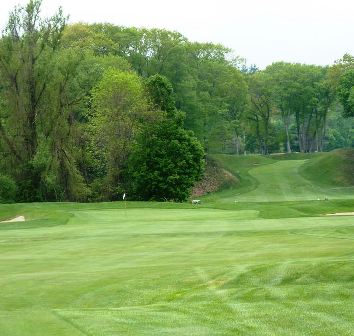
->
xmin=0 ymin=174 xmax=17 ymax=203
xmin=129 ymin=116 xmax=204 ymax=201
xmin=130 ymin=75 xmax=204 ymax=201
xmin=0 ymin=0 xmax=353 ymax=202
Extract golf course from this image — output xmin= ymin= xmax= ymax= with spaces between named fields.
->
xmin=1 ymin=150 xmax=353 ymax=335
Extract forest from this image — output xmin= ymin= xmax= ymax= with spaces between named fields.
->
xmin=0 ymin=0 xmax=353 ymax=203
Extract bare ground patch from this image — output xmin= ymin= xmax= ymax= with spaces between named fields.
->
xmin=1 ymin=216 xmax=25 ymax=223
xmin=326 ymin=212 xmax=354 ymax=216
xmin=192 ymin=158 xmax=238 ymax=197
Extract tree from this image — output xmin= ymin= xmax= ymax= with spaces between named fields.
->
xmin=328 ymin=54 xmax=354 ymax=118
xmin=129 ymin=117 xmax=204 ymax=201
xmin=90 ymin=68 xmax=152 ymax=199
xmin=265 ymin=62 xmax=331 ymax=153
xmin=0 ymin=174 xmax=17 ymax=203
xmin=129 ymin=75 xmax=204 ymax=201
xmin=337 ymin=69 xmax=354 ymax=117
xmin=0 ymin=0 xmax=89 ymax=200
xmin=265 ymin=63 xmax=295 ymax=152
xmin=145 ymin=74 xmax=176 ymax=116
xmin=247 ymin=72 xmax=273 ymax=154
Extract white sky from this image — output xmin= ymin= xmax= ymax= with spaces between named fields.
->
xmin=1 ymin=0 xmax=353 ymax=69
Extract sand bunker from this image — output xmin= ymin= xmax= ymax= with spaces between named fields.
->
xmin=326 ymin=212 xmax=354 ymax=216
xmin=1 ymin=216 xmax=25 ymax=223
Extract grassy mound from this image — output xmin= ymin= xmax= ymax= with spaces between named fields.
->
xmin=300 ymin=149 xmax=354 ymax=187
xmin=270 ymin=152 xmax=321 ymax=160
xmin=210 ymin=154 xmax=274 ymax=195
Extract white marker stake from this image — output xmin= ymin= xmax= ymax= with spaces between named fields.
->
xmin=123 ymin=193 xmax=127 ymax=216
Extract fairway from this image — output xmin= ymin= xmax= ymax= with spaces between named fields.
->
xmin=0 ymin=1 xmax=353 ymax=334
xmin=1 ymin=153 xmax=354 ymax=335
xmin=237 ymin=160 xmax=354 ymax=202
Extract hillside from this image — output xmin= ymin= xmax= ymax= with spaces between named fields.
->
xmin=192 ymin=158 xmax=238 ymax=197
xmin=205 ymin=150 xmax=354 ymax=203
xmin=300 ymin=149 xmax=354 ymax=187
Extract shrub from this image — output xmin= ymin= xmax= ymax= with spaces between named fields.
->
xmin=129 ymin=117 xmax=205 ymax=202
xmin=0 ymin=174 xmax=17 ymax=203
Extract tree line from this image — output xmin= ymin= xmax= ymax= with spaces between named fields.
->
xmin=0 ymin=0 xmax=353 ymax=203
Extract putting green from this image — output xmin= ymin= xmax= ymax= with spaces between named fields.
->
xmin=1 ymin=152 xmax=353 ymax=335
xmin=1 ymin=206 xmax=354 ymax=335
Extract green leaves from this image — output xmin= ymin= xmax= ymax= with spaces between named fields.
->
xmin=0 ymin=1 xmax=352 ymax=203
xmin=145 ymin=74 xmax=176 ymax=117
xmin=129 ymin=118 xmax=205 ymax=201
xmin=337 ymin=69 xmax=354 ymax=117
xmin=128 ymin=75 xmax=204 ymax=201
xmin=0 ymin=174 xmax=17 ymax=203
xmin=90 ymin=68 xmax=152 ymax=199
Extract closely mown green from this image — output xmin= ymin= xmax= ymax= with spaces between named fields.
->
xmin=1 ymin=152 xmax=353 ymax=335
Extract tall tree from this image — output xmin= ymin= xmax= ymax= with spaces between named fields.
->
xmin=337 ymin=69 xmax=354 ymax=118
xmin=0 ymin=0 xmax=86 ymax=200
xmin=247 ymin=72 xmax=273 ymax=154
xmin=145 ymin=74 xmax=176 ymax=116
xmin=129 ymin=75 xmax=204 ymax=201
xmin=90 ymin=68 xmax=152 ymax=199
xmin=265 ymin=63 xmax=331 ymax=153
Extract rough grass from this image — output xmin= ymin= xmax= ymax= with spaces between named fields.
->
xmin=300 ymin=149 xmax=354 ymax=187
xmin=1 ymin=151 xmax=354 ymax=335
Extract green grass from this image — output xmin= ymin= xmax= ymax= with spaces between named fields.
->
xmin=300 ymin=149 xmax=354 ymax=188
xmin=207 ymin=154 xmax=275 ymax=198
xmin=207 ymin=150 xmax=354 ymax=203
xmin=1 ymin=151 xmax=354 ymax=335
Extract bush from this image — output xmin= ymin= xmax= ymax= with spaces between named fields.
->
xmin=0 ymin=174 xmax=17 ymax=203
xmin=129 ymin=117 xmax=205 ymax=202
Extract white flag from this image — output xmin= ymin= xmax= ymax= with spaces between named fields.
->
xmin=123 ymin=193 xmax=126 ymax=200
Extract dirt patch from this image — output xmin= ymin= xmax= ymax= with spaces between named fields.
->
xmin=192 ymin=158 xmax=238 ymax=197
xmin=326 ymin=212 xmax=354 ymax=216
xmin=1 ymin=216 xmax=25 ymax=223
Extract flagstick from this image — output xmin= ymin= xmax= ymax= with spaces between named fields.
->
xmin=123 ymin=193 xmax=127 ymax=217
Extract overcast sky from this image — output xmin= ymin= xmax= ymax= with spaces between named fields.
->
xmin=1 ymin=0 xmax=353 ymax=68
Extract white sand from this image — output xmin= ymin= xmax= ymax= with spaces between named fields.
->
xmin=326 ymin=212 xmax=354 ymax=216
xmin=1 ymin=216 xmax=25 ymax=223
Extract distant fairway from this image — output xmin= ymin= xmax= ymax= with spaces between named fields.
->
xmin=207 ymin=151 xmax=354 ymax=203
xmin=1 ymin=151 xmax=354 ymax=335
xmin=233 ymin=159 xmax=353 ymax=202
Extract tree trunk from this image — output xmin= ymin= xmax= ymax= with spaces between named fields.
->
xmin=282 ymin=111 xmax=292 ymax=153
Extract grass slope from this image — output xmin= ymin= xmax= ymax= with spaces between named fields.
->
xmin=207 ymin=150 xmax=354 ymax=202
xmin=1 ymin=150 xmax=354 ymax=335
xmin=300 ymin=149 xmax=354 ymax=188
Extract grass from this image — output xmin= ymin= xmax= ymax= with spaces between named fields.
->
xmin=300 ymin=149 xmax=354 ymax=188
xmin=207 ymin=150 xmax=354 ymax=203
xmin=0 ymin=150 xmax=354 ymax=335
